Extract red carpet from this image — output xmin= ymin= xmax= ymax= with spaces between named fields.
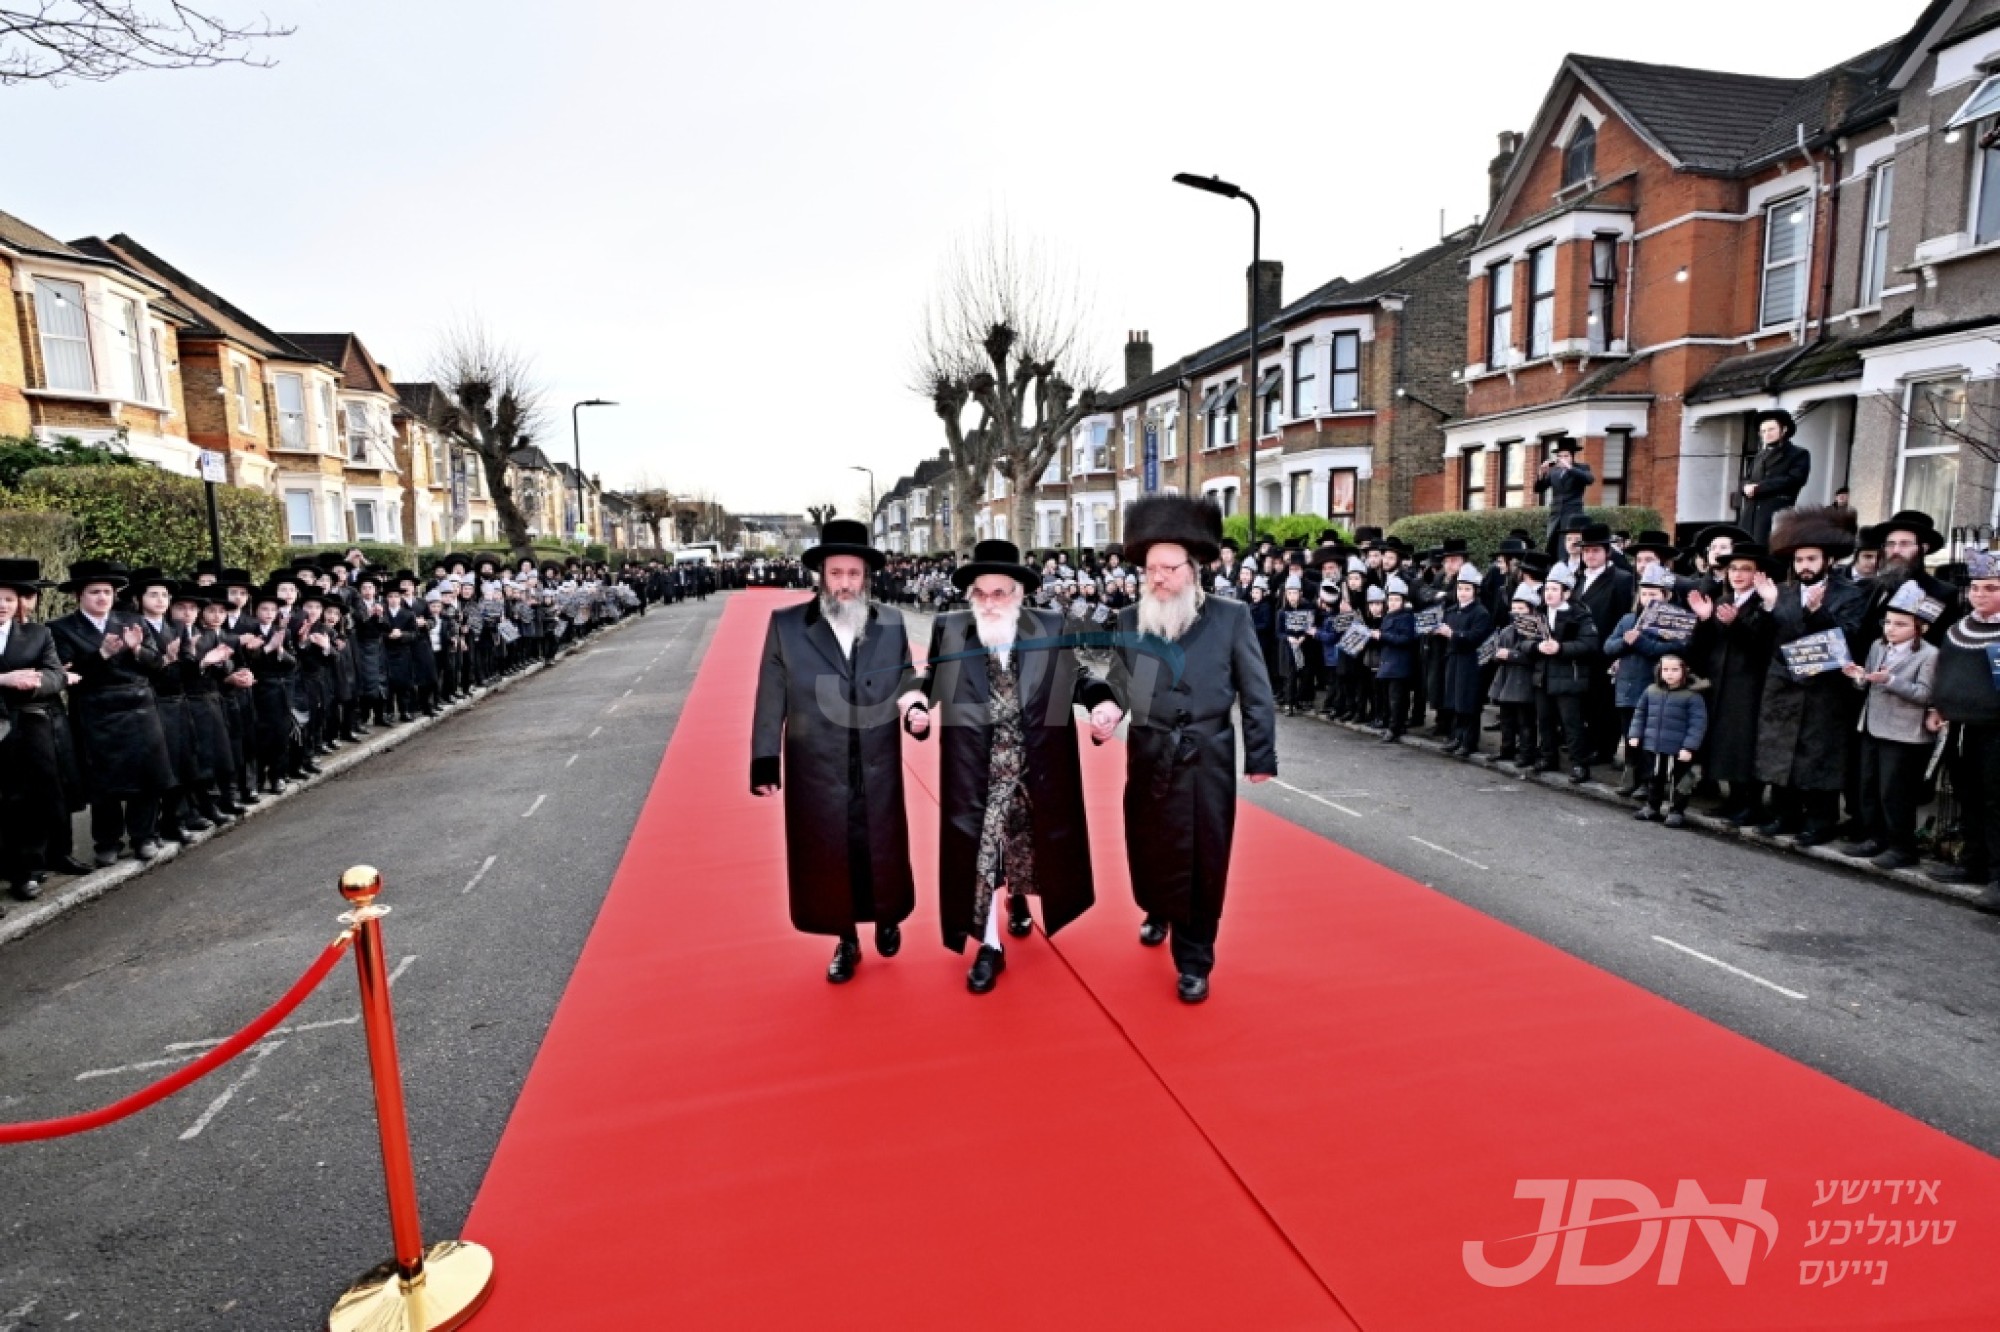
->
xmin=465 ymin=594 xmax=2000 ymax=1329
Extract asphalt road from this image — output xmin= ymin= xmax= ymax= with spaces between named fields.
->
xmin=0 ymin=595 xmax=722 ymax=1332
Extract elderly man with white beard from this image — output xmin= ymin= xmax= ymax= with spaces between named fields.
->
xmin=1103 ymin=496 xmax=1277 ymax=1003
xmin=910 ymin=539 xmax=1119 ymax=993
xmin=752 ymin=519 xmax=927 ymax=984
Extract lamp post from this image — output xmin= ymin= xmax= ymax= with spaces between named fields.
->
xmin=570 ymin=398 xmax=617 ymax=540
xmin=850 ymin=464 xmax=876 ymax=535
xmin=1174 ymin=172 xmax=1262 ymax=544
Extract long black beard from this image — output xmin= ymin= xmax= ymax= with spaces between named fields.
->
xmin=1873 ymin=558 xmax=1918 ymax=594
xmin=1797 ymin=569 xmax=1826 ymax=587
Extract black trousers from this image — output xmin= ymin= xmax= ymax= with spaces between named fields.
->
xmin=1376 ymin=678 xmax=1411 ymax=735
xmin=1859 ymin=735 xmax=1929 ymax=856
xmin=1536 ymin=690 xmax=1588 ymax=768
xmin=1585 ymin=670 xmax=1619 ymax=762
xmin=91 ymin=793 xmax=159 ymax=852
xmin=1169 ymin=913 xmax=1219 ymax=978
xmin=1500 ymin=701 xmax=1536 ymax=760
xmin=1945 ymin=723 xmax=2000 ymax=879
xmin=1641 ymin=753 xmax=1693 ymax=812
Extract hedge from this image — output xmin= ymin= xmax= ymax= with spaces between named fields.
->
xmin=1387 ymin=506 xmax=1663 ymax=564
xmin=13 ymin=465 xmax=285 ymax=577
xmin=1221 ymin=514 xmax=1348 ymax=549
xmin=0 ymin=508 xmax=82 ymax=584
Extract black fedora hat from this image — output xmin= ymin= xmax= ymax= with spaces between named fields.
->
xmin=1627 ymin=529 xmax=1679 ymax=560
xmin=1516 ymin=551 xmax=1554 ymax=577
xmin=1438 ymin=537 xmax=1471 ymax=557
xmin=1877 ymin=509 xmax=1946 ymax=555
xmin=1754 ymin=408 xmax=1797 ymax=440
xmin=0 ymin=558 xmax=45 ymax=595
xmin=1719 ymin=541 xmax=1773 ymax=574
xmin=802 ymin=519 xmax=884 ymax=572
xmin=1690 ymin=523 xmax=1751 ymax=554
xmin=217 ymin=566 xmax=255 ymax=589
xmin=168 ymin=582 xmax=216 ymax=605
xmin=59 ymin=558 xmax=130 ymax=594
xmin=1576 ymin=523 xmax=1614 ymax=549
xmin=952 ymin=540 xmax=1041 ymax=593
xmin=1495 ymin=536 xmax=1534 ymax=557
xmin=126 ymin=566 xmax=175 ymax=595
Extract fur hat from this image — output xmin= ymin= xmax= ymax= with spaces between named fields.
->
xmin=1121 ymin=495 xmax=1223 ymax=566
xmin=1769 ymin=503 xmax=1858 ymax=562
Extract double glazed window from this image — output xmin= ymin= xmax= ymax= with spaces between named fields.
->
xmin=1760 ymin=195 xmax=1810 ymax=327
xmin=1563 ymin=121 xmax=1596 ymax=189
xmin=275 ymin=374 xmax=306 ymax=448
xmin=1897 ymin=378 xmax=1965 ymax=522
xmin=1499 ymin=439 xmax=1527 ymax=508
xmin=1860 ymin=161 xmax=1895 ymax=306
xmin=1329 ymin=332 xmax=1360 ymax=410
xmin=1600 ymin=428 xmax=1631 ymax=506
xmin=33 ymin=278 xmax=93 ymax=392
xmin=1292 ymin=340 xmax=1317 ymax=416
xmin=1461 ymin=446 xmax=1487 ymax=510
xmin=1486 ymin=262 xmax=1513 ymax=367
xmin=1588 ymin=237 xmax=1618 ymax=353
xmin=1527 ymin=246 xmax=1557 ymax=359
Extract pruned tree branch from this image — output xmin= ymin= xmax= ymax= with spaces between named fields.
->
xmin=428 ymin=315 xmax=549 ymax=560
xmin=1 ymin=1 xmax=292 ymax=84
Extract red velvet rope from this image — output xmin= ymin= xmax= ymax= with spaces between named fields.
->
xmin=0 ymin=932 xmax=355 ymax=1145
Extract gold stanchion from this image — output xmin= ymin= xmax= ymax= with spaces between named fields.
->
xmin=328 ymin=866 xmax=495 ymax=1332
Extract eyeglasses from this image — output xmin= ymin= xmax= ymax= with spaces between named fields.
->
xmin=967 ymin=588 xmax=1018 ymax=604
xmin=1144 ymin=561 xmax=1191 ymax=578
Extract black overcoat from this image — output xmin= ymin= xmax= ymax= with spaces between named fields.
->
xmin=1104 ymin=597 xmax=1276 ymax=927
xmin=352 ymin=602 xmax=388 ymax=698
xmin=1741 ymin=440 xmax=1812 ymax=545
xmin=380 ymin=606 xmax=419 ymax=691
xmin=1440 ymin=601 xmax=1495 ymax=715
xmin=750 ymin=599 xmax=919 ymax=936
xmin=1534 ymin=462 xmax=1595 ymax=547
xmin=48 ymin=610 xmax=175 ymax=797
xmin=1754 ymin=578 xmax=1867 ymax=791
xmin=1692 ymin=596 xmax=1775 ymax=783
xmin=920 ymin=608 xmax=1112 ymax=952
xmin=0 ymin=620 xmax=69 ymax=807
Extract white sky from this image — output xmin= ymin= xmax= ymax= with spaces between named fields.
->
xmin=8 ymin=0 xmax=1913 ymax=516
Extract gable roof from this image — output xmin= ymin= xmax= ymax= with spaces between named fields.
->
xmin=393 ymin=381 xmax=451 ymax=423
xmin=69 ymin=234 xmax=323 ymax=365
xmin=283 ymin=333 xmax=396 ymax=395
xmin=1569 ymin=56 xmax=1804 ymax=173
xmin=0 ymin=208 xmax=91 ymax=262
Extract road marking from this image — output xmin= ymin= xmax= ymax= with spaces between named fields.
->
xmin=589 ymin=725 xmax=603 ymax=739
xmin=523 ymin=793 xmax=547 ymax=819
xmin=634 ymin=674 xmax=644 ymax=683
xmin=1409 ymin=837 xmax=1490 ymax=871
xmin=1268 ymin=778 xmax=1362 ymax=817
xmin=606 ymin=702 xmax=619 ymax=715
xmin=1652 ymin=935 xmax=1807 ymax=1001
xmin=565 ymin=753 xmax=579 ymax=768
xmin=462 ymin=854 xmax=498 ymax=894
xmin=622 ymin=688 xmax=633 ymax=698
xmin=179 ymin=1040 xmax=282 ymax=1140
xmin=1 ymin=1296 xmax=40 ymax=1331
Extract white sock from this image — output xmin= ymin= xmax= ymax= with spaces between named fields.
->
xmin=982 ymin=897 xmax=1004 ymax=951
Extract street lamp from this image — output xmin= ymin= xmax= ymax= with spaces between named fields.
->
xmin=850 ymin=464 xmax=876 ymax=529
xmin=1174 ymin=172 xmax=1263 ymax=544
xmin=571 ymin=398 xmax=618 ymax=538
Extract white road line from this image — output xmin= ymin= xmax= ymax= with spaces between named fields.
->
xmin=1 ymin=1295 xmax=41 ymax=1331
xmin=386 ymin=954 xmax=417 ymax=987
xmin=634 ymin=674 xmax=643 ymax=683
xmin=588 ymin=725 xmax=603 ymax=739
xmin=1268 ymin=778 xmax=1363 ymax=818
xmin=1653 ymin=935 xmax=1807 ymax=1001
xmin=565 ymin=752 xmax=579 ymax=768
xmin=77 ymin=1052 xmax=200 ymax=1081
xmin=622 ymin=688 xmax=633 ymax=698
xmin=178 ymin=1040 xmax=282 ymax=1140
xmin=522 ymin=793 xmax=547 ymax=818
xmin=1408 ymin=837 xmax=1490 ymax=870
xmin=462 ymin=854 xmax=498 ymax=894
xmin=605 ymin=702 xmax=619 ymax=715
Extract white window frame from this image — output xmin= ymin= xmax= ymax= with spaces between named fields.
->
xmin=1163 ymin=408 xmax=1178 ymax=460
xmin=317 ymin=382 xmax=337 ymax=453
xmin=1759 ymin=194 xmax=1811 ymax=328
xmin=1860 ymin=161 xmax=1895 ymax=306
xmin=346 ymin=401 xmax=372 ymax=462
xmin=232 ymin=361 xmax=252 ymax=431
xmin=1893 ymin=376 xmax=1966 ymax=518
xmin=274 ymin=373 xmax=307 ymax=449
xmin=352 ymin=498 xmax=378 ymax=539
xmin=1526 ymin=245 xmax=1557 ymax=359
xmin=117 ymin=298 xmax=148 ymax=402
xmin=325 ymin=493 xmax=345 ymax=540
xmin=284 ymin=489 xmax=316 ymax=544
xmin=147 ymin=329 xmax=166 ymax=406
xmin=1972 ymin=116 xmax=2000 ymax=247
xmin=1329 ymin=332 xmax=1361 ymax=411
xmin=32 ymin=277 xmax=94 ymax=392
xmin=1946 ymin=74 xmax=2000 ymax=132
xmin=1291 ymin=339 xmax=1318 ymax=417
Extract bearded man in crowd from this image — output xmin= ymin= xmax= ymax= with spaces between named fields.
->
xmin=752 ymin=519 xmax=926 ymax=984
xmin=1104 ymin=496 xmax=1277 ymax=1004
xmin=913 ymin=540 xmax=1117 ymax=993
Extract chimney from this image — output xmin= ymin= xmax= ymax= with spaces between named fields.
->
xmin=1490 ymin=130 xmax=1523 ymax=206
xmin=1124 ymin=330 xmax=1154 ymax=386
xmin=1247 ymin=261 xmax=1283 ymax=326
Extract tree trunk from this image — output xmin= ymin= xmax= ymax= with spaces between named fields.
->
xmin=479 ymin=449 xmax=535 ymax=559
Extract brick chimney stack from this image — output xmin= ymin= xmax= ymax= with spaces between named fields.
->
xmin=1490 ymin=130 xmax=1523 ymax=206
xmin=1247 ymin=260 xmax=1284 ymax=326
xmin=1124 ymin=330 xmax=1154 ymax=387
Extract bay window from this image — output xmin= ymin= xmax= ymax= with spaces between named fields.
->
xmin=32 ymin=278 xmax=93 ymax=392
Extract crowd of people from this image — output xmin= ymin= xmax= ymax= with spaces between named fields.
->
xmin=0 ymin=548 xmax=690 ymax=911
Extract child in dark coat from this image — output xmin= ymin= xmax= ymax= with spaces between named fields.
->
xmin=1371 ymin=577 xmax=1418 ymax=742
xmin=1626 ymin=653 xmax=1708 ymax=827
xmin=1488 ymin=581 xmax=1543 ymax=767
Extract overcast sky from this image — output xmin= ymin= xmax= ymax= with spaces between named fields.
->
xmin=8 ymin=0 xmax=1915 ymax=516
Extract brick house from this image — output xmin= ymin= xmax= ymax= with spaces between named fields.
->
xmin=391 ymin=382 xmax=453 ymax=548
xmin=0 ymin=209 xmax=192 ymax=471
xmin=1441 ymin=16 xmax=1978 ymax=538
xmin=985 ymin=231 xmax=1476 ymax=547
xmin=283 ymin=334 xmax=407 ymax=546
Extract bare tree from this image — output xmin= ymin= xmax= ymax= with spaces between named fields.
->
xmin=913 ymin=219 xmax=1104 ymax=551
xmin=1 ymin=1 xmax=292 ymax=83
xmin=625 ymin=480 xmax=678 ymax=551
xmin=428 ymin=317 xmax=548 ymax=561
xmin=805 ymin=503 xmax=837 ymax=526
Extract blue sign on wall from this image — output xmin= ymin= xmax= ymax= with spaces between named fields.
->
xmin=1143 ymin=422 xmax=1159 ymax=493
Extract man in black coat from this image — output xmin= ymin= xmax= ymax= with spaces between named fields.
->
xmin=913 ymin=540 xmax=1117 ymax=994
xmin=1534 ymin=439 xmax=1594 ymax=553
xmin=0 ymin=559 xmax=71 ymax=902
xmin=752 ymin=520 xmax=925 ymax=984
xmin=1740 ymin=408 xmax=1812 ymax=545
xmin=48 ymin=559 xmax=176 ymax=866
xmin=1530 ymin=563 xmax=1603 ymax=783
xmin=1571 ymin=523 xmax=1637 ymax=763
xmin=1104 ymin=496 xmax=1276 ymax=1004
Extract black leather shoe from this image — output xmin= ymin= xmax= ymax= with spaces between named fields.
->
xmin=133 ymin=839 xmax=165 ymax=862
xmin=1663 ymin=811 xmax=1687 ymax=829
xmin=1754 ymin=820 xmax=1787 ymax=839
xmin=93 ymin=848 xmax=121 ymax=868
xmin=1138 ymin=917 xmax=1169 ymax=947
xmin=181 ymin=815 xmax=214 ymax=833
xmin=238 ymin=789 xmax=261 ymax=806
xmin=1871 ymin=849 xmax=1917 ymax=871
xmin=1839 ymin=839 xmax=1884 ymax=859
xmin=9 ymin=877 xmax=43 ymax=902
xmin=298 ymin=760 xmax=323 ymax=776
xmin=827 ymin=938 xmax=861 ymax=984
xmin=1006 ymin=894 xmax=1033 ymax=938
xmin=1632 ymin=806 xmax=1658 ymax=822
xmin=1793 ymin=827 xmax=1835 ymax=849
xmin=967 ymin=945 xmax=1006 ymax=994
xmin=1569 ymin=766 xmax=1590 ymax=784
xmin=1928 ymin=865 xmax=1977 ymax=885
xmin=874 ymin=922 xmax=901 ymax=958
xmin=54 ymin=856 xmax=93 ymax=876
xmin=1974 ymin=882 xmax=2000 ymax=915
xmin=1177 ymin=973 xmax=1210 ymax=1004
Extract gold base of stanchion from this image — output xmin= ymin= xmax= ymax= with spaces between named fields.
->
xmin=328 ymin=1240 xmax=494 ymax=1332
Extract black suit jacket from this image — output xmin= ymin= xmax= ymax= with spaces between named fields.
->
xmin=1742 ymin=440 xmax=1811 ymax=544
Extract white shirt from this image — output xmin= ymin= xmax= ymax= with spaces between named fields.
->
xmin=85 ymin=613 xmax=108 ymax=635
xmin=830 ymin=617 xmax=857 ymax=659
xmin=0 ymin=621 xmax=10 ymax=655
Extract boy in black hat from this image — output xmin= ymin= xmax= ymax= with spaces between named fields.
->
xmin=0 ymin=559 xmax=72 ymax=901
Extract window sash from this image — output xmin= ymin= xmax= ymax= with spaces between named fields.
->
xmin=119 ymin=299 xmax=148 ymax=401
xmin=346 ymin=402 xmax=371 ymax=461
xmin=1329 ymin=332 xmax=1360 ymax=410
xmin=1563 ymin=123 xmax=1596 ymax=188
xmin=1601 ymin=428 xmax=1630 ymax=506
xmin=1462 ymin=446 xmax=1487 ymax=509
xmin=1947 ymin=75 xmax=2000 ymax=131
xmin=147 ymin=329 xmax=166 ymax=406
xmin=1326 ymin=468 xmax=1356 ymax=523
xmin=33 ymin=278 xmax=93 ymax=392
xmin=1292 ymin=341 xmax=1317 ymax=416
xmin=1861 ymin=162 xmax=1894 ymax=305
xmin=1527 ymin=246 xmax=1557 ymax=358
xmin=1588 ymin=238 xmax=1618 ymax=352
xmin=1487 ymin=263 xmax=1513 ymax=367
xmin=1976 ymin=126 xmax=2000 ymax=247
xmin=275 ymin=374 xmax=307 ymax=448
xmin=353 ymin=500 xmax=376 ymax=539
xmin=318 ymin=383 xmax=336 ymax=452
xmin=1163 ymin=412 xmax=1177 ymax=460
xmin=1760 ymin=196 xmax=1809 ymax=326
xmin=284 ymin=490 xmax=315 ymax=543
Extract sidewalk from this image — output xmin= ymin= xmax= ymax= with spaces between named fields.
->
xmin=0 ymin=617 xmax=641 ymax=949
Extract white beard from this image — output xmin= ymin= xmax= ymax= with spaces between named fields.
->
xmin=1137 ymin=581 xmax=1203 ymax=641
xmin=819 ymin=590 xmax=869 ymax=645
xmin=973 ymin=606 xmax=1019 ymax=650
